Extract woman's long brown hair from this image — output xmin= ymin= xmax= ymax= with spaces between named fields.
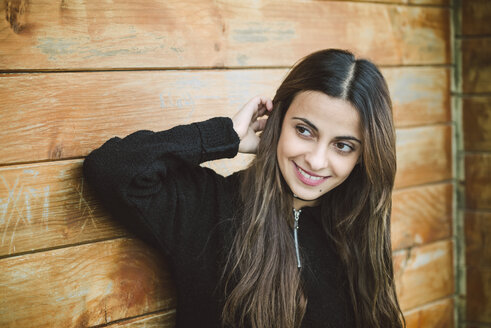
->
xmin=221 ymin=49 xmax=405 ymax=328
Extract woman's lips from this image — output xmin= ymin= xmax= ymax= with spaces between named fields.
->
xmin=293 ymin=162 xmax=329 ymax=187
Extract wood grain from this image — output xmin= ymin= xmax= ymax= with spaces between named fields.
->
xmin=465 ymin=154 xmax=491 ymax=211
xmin=462 ymin=39 xmax=491 ymax=94
xmin=466 ymin=267 xmax=491 ymax=322
xmin=0 ymin=238 xmax=176 ymax=328
xmin=462 ymin=0 xmax=491 ymax=36
xmin=391 ymin=183 xmax=452 ymax=251
xmin=465 ymin=210 xmax=491 ymax=268
xmin=395 ymin=125 xmax=452 ymax=188
xmin=0 ymin=0 xmax=450 ymax=70
xmin=393 ymin=239 xmax=454 ymax=311
xmin=333 ymin=0 xmax=449 ymax=5
xmin=0 ymin=68 xmax=450 ymax=165
xmin=404 ymin=297 xmax=454 ymax=328
xmin=1 ymin=158 xmax=453 ymax=257
xmin=384 ymin=67 xmax=450 ymax=128
xmin=463 ymin=97 xmax=491 ymax=152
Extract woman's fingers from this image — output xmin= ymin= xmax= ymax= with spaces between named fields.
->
xmin=251 ymin=118 xmax=268 ymax=133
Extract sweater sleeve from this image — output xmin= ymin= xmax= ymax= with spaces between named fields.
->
xmin=83 ymin=117 xmax=240 ymax=257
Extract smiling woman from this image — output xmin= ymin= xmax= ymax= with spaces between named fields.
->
xmin=83 ymin=49 xmax=404 ymax=328
xmin=277 ymin=91 xmax=363 ymax=206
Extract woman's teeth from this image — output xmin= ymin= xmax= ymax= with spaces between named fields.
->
xmin=297 ymin=166 xmax=323 ymax=180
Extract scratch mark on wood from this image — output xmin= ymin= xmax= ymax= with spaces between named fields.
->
xmin=42 ymin=185 xmax=50 ymax=231
xmin=74 ymin=178 xmax=97 ymax=233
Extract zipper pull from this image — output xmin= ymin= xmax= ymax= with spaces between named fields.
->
xmin=293 ymin=208 xmax=302 ymax=268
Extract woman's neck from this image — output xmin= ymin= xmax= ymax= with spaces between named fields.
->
xmin=292 ymin=194 xmax=319 ymax=210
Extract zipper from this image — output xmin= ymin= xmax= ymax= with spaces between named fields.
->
xmin=293 ymin=208 xmax=302 ymax=268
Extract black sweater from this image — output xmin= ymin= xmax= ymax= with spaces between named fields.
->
xmin=83 ymin=117 xmax=355 ymax=327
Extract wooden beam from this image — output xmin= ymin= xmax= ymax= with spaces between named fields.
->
xmin=394 ymin=239 xmax=454 ymax=311
xmin=463 ymin=97 xmax=491 ymax=152
xmin=392 ymin=183 xmax=452 ymax=251
xmin=0 ymin=1 xmax=450 ymax=70
xmin=462 ymin=0 xmax=491 ymax=36
xmin=465 ymin=154 xmax=491 ymax=211
xmin=404 ymin=297 xmax=454 ymax=328
xmin=0 ymin=238 xmax=176 ymax=328
xmin=465 ymin=210 xmax=491 ymax=268
xmin=0 ymin=67 xmax=451 ymax=165
xmin=0 ymin=157 xmax=453 ymax=257
xmin=395 ymin=125 xmax=452 ymax=188
xmin=462 ymin=39 xmax=491 ymax=94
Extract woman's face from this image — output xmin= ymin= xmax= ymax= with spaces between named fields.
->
xmin=276 ymin=91 xmax=363 ymax=207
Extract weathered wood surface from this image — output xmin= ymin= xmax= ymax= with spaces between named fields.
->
xmin=466 ymin=267 xmax=491 ymax=322
xmin=0 ymin=67 xmax=450 ymax=165
xmin=393 ymin=239 xmax=453 ymax=311
xmin=461 ymin=0 xmax=491 ymax=36
xmin=0 ymin=160 xmax=126 ymax=256
xmin=463 ymin=97 xmax=491 ymax=152
xmin=0 ymin=0 xmax=450 ymax=70
xmin=391 ymin=183 xmax=452 ymax=251
xmin=404 ymin=297 xmax=454 ymax=328
xmin=385 ymin=67 xmax=450 ymax=128
xmin=105 ymin=310 xmax=175 ymax=327
xmin=0 ymin=238 xmax=176 ymax=328
xmin=336 ymin=0 xmax=449 ymax=5
xmin=1 ymin=159 xmax=452 ymax=257
xmin=395 ymin=125 xmax=452 ymax=189
xmin=0 ymin=235 xmax=452 ymax=327
xmin=462 ymin=39 xmax=491 ymax=94
xmin=465 ymin=210 xmax=491 ymax=268
xmin=465 ymin=154 xmax=491 ymax=211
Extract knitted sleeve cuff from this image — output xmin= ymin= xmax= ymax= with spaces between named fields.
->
xmin=195 ymin=117 xmax=240 ymax=163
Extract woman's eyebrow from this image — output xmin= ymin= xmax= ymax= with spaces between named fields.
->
xmin=292 ymin=117 xmax=362 ymax=144
xmin=292 ymin=117 xmax=318 ymax=132
xmin=334 ymin=136 xmax=362 ymax=144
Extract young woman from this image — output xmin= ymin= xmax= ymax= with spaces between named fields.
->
xmin=84 ymin=49 xmax=405 ymax=328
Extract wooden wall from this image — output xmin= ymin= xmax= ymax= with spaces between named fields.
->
xmin=0 ymin=0 xmax=454 ymax=327
xmin=458 ymin=0 xmax=491 ymax=326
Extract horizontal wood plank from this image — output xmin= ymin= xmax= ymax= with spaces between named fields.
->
xmin=394 ymin=239 xmax=454 ymax=311
xmin=1 ymin=153 xmax=452 ymax=257
xmin=466 ymin=267 xmax=491 ymax=322
xmin=404 ymin=297 xmax=454 ymax=328
xmin=0 ymin=236 xmax=454 ymax=327
xmin=0 ymin=67 xmax=450 ymax=165
xmin=395 ymin=125 xmax=452 ymax=188
xmin=0 ymin=238 xmax=176 ymax=328
xmin=0 ymin=160 xmax=126 ymax=256
xmin=391 ymin=183 xmax=452 ymax=251
xmin=462 ymin=0 xmax=491 ymax=36
xmin=463 ymin=97 xmax=491 ymax=152
xmin=462 ymin=39 xmax=491 ymax=94
xmin=385 ymin=67 xmax=450 ymax=128
xmin=104 ymin=310 xmax=175 ymax=327
xmin=465 ymin=154 xmax=491 ymax=210
xmin=465 ymin=210 xmax=491 ymax=268
xmin=0 ymin=1 xmax=450 ymax=70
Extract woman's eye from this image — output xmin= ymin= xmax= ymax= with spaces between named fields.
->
xmin=296 ymin=126 xmax=312 ymax=137
xmin=335 ymin=142 xmax=353 ymax=153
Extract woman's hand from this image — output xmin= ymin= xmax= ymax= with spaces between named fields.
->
xmin=232 ymin=96 xmax=273 ymax=153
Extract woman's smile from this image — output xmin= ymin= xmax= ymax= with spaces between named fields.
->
xmin=293 ymin=161 xmax=329 ymax=186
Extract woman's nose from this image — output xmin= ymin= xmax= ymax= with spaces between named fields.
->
xmin=304 ymin=146 xmax=329 ymax=172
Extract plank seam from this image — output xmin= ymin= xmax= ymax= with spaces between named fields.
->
xmin=0 ymin=235 xmax=128 ymax=260
xmin=89 ymin=308 xmax=176 ymax=328
xmin=0 ymin=64 xmax=454 ymax=75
